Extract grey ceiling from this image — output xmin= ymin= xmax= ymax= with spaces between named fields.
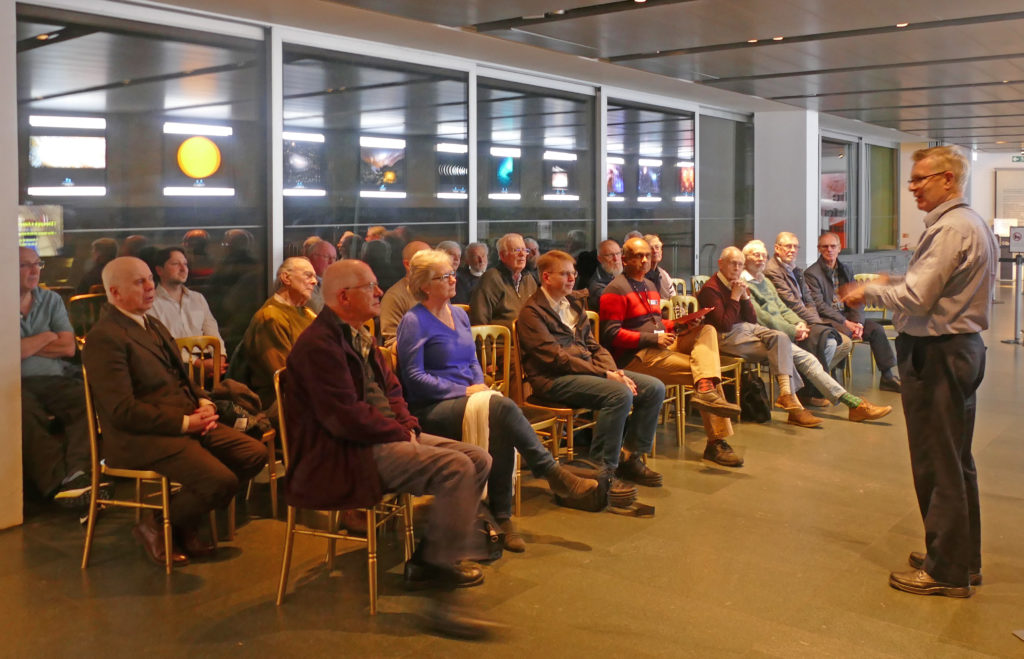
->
xmin=331 ymin=0 xmax=1024 ymax=152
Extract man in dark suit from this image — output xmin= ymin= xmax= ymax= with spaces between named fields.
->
xmin=82 ymin=257 xmax=266 ymax=567
xmin=804 ymin=232 xmax=900 ymax=391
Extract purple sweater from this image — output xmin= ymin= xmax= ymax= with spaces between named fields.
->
xmin=396 ymin=303 xmax=484 ymax=407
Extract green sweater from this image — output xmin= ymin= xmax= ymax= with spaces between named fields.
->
xmin=746 ymin=275 xmax=802 ymax=340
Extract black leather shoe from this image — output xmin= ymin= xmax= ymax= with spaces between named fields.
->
xmin=879 ymin=377 xmax=902 ymax=393
xmin=404 ymin=559 xmax=484 ymax=590
xmin=175 ymin=525 xmax=216 ymax=559
xmin=703 ymin=440 xmax=744 ymax=467
xmin=908 ymin=552 xmax=981 ymax=586
xmin=615 ymin=452 xmax=663 ymax=487
xmin=888 ymin=569 xmax=973 ymax=598
xmin=133 ymin=512 xmax=189 ymax=567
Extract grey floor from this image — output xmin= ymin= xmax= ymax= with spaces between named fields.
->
xmin=4 ymin=287 xmax=1022 ymax=658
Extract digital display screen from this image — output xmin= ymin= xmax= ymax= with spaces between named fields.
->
xmin=437 ymin=152 xmax=468 ymax=194
xmin=491 ymin=155 xmax=519 ymax=194
xmin=360 ymin=146 xmax=405 ymax=192
xmin=284 ymin=140 xmax=325 ymax=189
xmin=638 ymin=164 xmax=661 ymax=197
xmin=29 ymin=136 xmax=106 ymax=169
xmin=607 ymin=163 xmax=624 ymax=195
xmin=678 ymin=162 xmax=695 ymax=196
xmin=18 ymin=205 xmax=63 ymax=257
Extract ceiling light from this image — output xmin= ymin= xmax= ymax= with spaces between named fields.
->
xmin=747 ymin=39 xmax=758 ymax=44
xmin=163 ymin=122 xmax=232 ymax=137
xmin=490 ymin=147 xmax=521 ymax=158
xmin=436 ymin=142 xmax=468 ymax=154
xmin=163 ymin=186 xmax=235 ymax=196
xmin=282 ymin=131 xmax=325 ymax=143
xmin=634 ymin=0 xmax=647 ymax=3
xmin=996 ymin=141 xmax=1005 ymax=144
xmin=543 ymin=150 xmax=577 ymax=162
xmin=29 ymin=115 xmax=106 ymax=130
xmin=359 ymin=136 xmax=405 ymax=149
xmin=27 ymin=186 xmax=106 ymax=196
xmin=772 ymin=36 xmax=784 ymax=41
xmin=895 ymin=22 xmax=909 ymax=28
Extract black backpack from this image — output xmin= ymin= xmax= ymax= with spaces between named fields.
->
xmin=740 ymin=370 xmax=772 ymax=423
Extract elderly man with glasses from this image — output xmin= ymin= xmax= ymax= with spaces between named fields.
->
xmin=586 ymin=239 xmax=623 ymax=311
xmin=469 ymin=232 xmax=538 ymax=328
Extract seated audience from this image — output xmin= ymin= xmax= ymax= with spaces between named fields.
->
xmin=379 ymin=241 xmax=431 ymax=347
xmin=76 ymin=237 xmax=118 ymax=294
xmin=226 ymin=257 xmax=317 ymax=409
xmin=360 ymin=238 xmax=395 ymax=291
xmin=586 ymin=239 xmax=622 ymax=311
xmin=19 ymin=246 xmax=109 ymax=507
xmin=600 ymin=238 xmax=744 ymax=467
xmin=454 ymin=241 xmax=487 ymax=305
xmin=436 ymin=240 xmax=463 ymax=277
xmin=82 ymin=257 xmax=265 ymax=566
xmin=518 ymin=250 xmax=666 ymax=488
xmin=804 ymin=232 xmax=901 ymax=392
xmin=523 ymin=237 xmax=541 ymax=283
xmin=764 ymin=233 xmax=852 ymax=380
xmin=182 ymin=229 xmax=215 ymax=286
xmin=469 ymin=233 xmax=538 ymax=327
xmin=365 ymin=225 xmax=387 ymax=241
xmin=643 ymin=234 xmax=676 ymax=299
xmin=208 ymin=229 xmax=261 ymax=353
xmin=397 ymin=250 xmax=597 ymax=552
xmin=698 ymin=247 xmax=890 ymax=427
xmin=303 ymin=237 xmax=338 ymax=313
xmin=119 ymin=235 xmax=148 ymax=258
xmin=150 ymin=247 xmax=226 ymax=358
xmin=284 ymin=258 xmax=497 ymax=636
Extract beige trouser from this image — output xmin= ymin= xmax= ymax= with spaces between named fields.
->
xmin=626 ymin=325 xmax=733 ymax=441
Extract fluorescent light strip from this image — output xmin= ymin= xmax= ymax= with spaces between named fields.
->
xmin=638 ymin=158 xmax=663 ymax=167
xmin=163 ymin=187 xmax=235 ymax=196
xmin=607 ymin=156 xmax=625 ymax=165
xmin=675 ymin=161 xmax=694 ymax=168
xmin=282 ymin=131 xmax=325 ymax=143
xmin=29 ymin=115 xmax=106 ymax=130
xmin=27 ymin=186 xmax=106 ymax=196
xmin=359 ymin=190 xmax=406 ymax=199
xmin=488 ymin=193 xmax=521 ymax=200
xmin=674 ymin=195 xmax=695 ymax=203
xmin=607 ymin=195 xmax=625 ymax=202
xmin=543 ymin=151 xmax=577 ymax=162
xmin=360 ymin=136 xmax=405 ymax=149
xmin=489 ymin=147 xmax=521 ymax=158
xmin=543 ymin=194 xmax=580 ymax=201
xmin=163 ymin=122 xmax=233 ymax=137
xmin=637 ymin=196 xmax=661 ymax=203
xmin=283 ymin=188 xmax=327 ymax=197
xmin=436 ymin=143 xmax=469 ymax=154
xmin=437 ymin=192 xmax=468 ymax=199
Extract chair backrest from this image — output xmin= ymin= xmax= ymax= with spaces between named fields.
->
xmin=691 ymin=275 xmax=710 ymax=294
xmin=175 ymin=335 xmax=223 ymax=387
xmin=659 ymin=297 xmax=672 ymax=319
xmin=585 ymin=310 xmax=599 ymax=338
xmin=363 ymin=318 xmax=376 ymax=338
xmin=273 ymin=367 xmax=291 ymax=470
xmin=68 ymin=293 xmax=106 ymax=346
xmin=670 ymin=294 xmax=699 ymax=318
xmin=852 ymin=273 xmax=887 ymax=316
xmin=471 ymin=324 xmax=511 ymax=396
xmin=453 ymin=303 xmax=470 ymax=315
xmin=671 ymin=278 xmax=688 ymax=297
xmin=80 ymin=364 xmax=102 ymax=480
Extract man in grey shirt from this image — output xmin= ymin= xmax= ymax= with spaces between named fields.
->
xmin=844 ymin=145 xmax=998 ymax=599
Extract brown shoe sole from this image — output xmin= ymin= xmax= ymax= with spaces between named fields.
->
xmin=908 ymin=552 xmax=982 ymax=586
xmin=849 ymin=405 xmax=892 ymax=422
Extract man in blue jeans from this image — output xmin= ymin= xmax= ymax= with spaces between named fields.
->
xmin=517 ymin=250 xmax=665 ymax=489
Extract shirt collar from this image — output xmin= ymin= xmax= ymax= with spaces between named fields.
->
xmin=540 ymin=286 xmax=566 ymax=310
xmin=923 ymin=196 xmax=967 ymax=228
xmin=115 ymin=305 xmax=148 ymax=329
xmin=775 ymin=255 xmax=794 ymax=273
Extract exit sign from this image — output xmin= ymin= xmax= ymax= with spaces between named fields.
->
xmin=1013 ymin=155 xmax=1024 ymax=162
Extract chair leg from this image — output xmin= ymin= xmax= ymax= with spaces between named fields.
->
xmin=675 ymin=387 xmax=685 ymax=448
xmin=227 ymin=497 xmax=236 ymax=541
xmin=81 ymin=474 xmax=100 ymax=569
xmin=209 ymin=511 xmax=219 ymax=548
xmin=325 ymin=511 xmax=338 ymax=566
xmin=276 ymin=506 xmax=297 ymax=605
xmin=134 ymin=478 xmax=142 ymax=523
xmin=366 ymin=508 xmax=378 ymax=615
xmin=513 ymin=450 xmax=521 ymax=517
xmin=566 ymin=418 xmax=575 ymax=462
xmin=268 ymin=447 xmax=278 ymax=520
xmin=160 ymin=479 xmax=173 ymax=575
xmin=401 ymin=494 xmax=414 ymax=561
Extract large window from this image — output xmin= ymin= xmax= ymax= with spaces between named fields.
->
xmin=607 ymin=102 xmax=696 ymax=278
xmin=698 ymin=115 xmax=753 ymax=275
xmin=866 ymin=144 xmax=898 ymax=251
xmin=477 ymin=78 xmax=594 ymax=258
xmin=820 ymin=138 xmax=859 ymax=252
xmin=17 ymin=6 xmax=268 ymax=353
xmin=282 ymin=46 xmax=469 ymax=280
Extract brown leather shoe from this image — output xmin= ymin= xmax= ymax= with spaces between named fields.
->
xmin=175 ymin=525 xmax=216 ymax=559
xmin=775 ymin=394 xmax=802 ymax=411
xmin=787 ymin=409 xmax=822 ymax=428
xmin=889 ymin=569 xmax=973 ymax=598
xmin=849 ymin=400 xmax=892 ymax=422
xmin=908 ymin=552 xmax=982 ymax=586
xmin=133 ymin=512 xmax=189 ymax=567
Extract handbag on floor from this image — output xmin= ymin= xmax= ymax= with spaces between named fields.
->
xmin=740 ymin=370 xmax=772 ymax=423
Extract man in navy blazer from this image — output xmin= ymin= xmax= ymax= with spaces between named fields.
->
xmin=82 ymin=257 xmax=266 ymax=567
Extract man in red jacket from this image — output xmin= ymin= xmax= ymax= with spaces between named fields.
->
xmin=283 ymin=259 xmax=496 ymax=637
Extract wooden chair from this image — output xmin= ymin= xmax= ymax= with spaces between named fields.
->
xmin=669 ymin=294 xmax=698 ymax=319
xmin=68 ymin=293 xmax=106 ymax=348
xmin=671 ymin=278 xmax=688 ymax=297
xmin=273 ymin=368 xmax=414 ymax=614
xmin=511 ymin=321 xmax=598 ymax=463
xmin=453 ymin=303 xmax=470 ymax=315
xmin=80 ymin=365 xmax=176 ymax=574
xmin=690 ymin=275 xmax=710 ymax=295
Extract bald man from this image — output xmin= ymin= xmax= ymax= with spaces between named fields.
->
xmin=379 ymin=240 xmax=431 ymax=347
xmin=283 ymin=259 xmax=496 ymax=635
xmin=82 ymin=257 xmax=265 ymax=568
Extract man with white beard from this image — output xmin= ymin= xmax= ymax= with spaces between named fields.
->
xmin=454 ymin=242 xmax=488 ymax=305
xmin=586 ymin=239 xmax=623 ymax=310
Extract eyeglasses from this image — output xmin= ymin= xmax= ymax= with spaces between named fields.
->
xmin=343 ymin=281 xmax=379 ymax=292
xmin=508 ymin=248 xmax=529 ymax=255
xmin=556 ymin=270 xmax=578 ymax=279
xmin=599 ymin=251 xmax=622 ymax=259
xmin=818 ymin=243 xmax=840 ymax=251
xmin=907 ymin=171 xmax=947 ymax=186
xmin=625 ymin=252 xmax=651 ymax=260
xmin=19 ymin=261 xmax=45 ymax=270
xmin=776 ymin=243 xmax=799 ymax=251
xmin=431 ymin=271 xmax=457 ymax=281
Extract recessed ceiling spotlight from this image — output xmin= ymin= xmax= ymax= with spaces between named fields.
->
xmin=634 ymin=0 xmax=647 ymax=3
xmin=772 ymin=36 xmax=784 ymax=41
xmin=896 ymin=22 xmax=909 ymax=28
xmin=996 ymin=140 xmax=1006 ymax=144
xmin=747 ymin=38 xmax=759 ymax=43
xmin=1003 ymin=80 xmax=1010 ymax=83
